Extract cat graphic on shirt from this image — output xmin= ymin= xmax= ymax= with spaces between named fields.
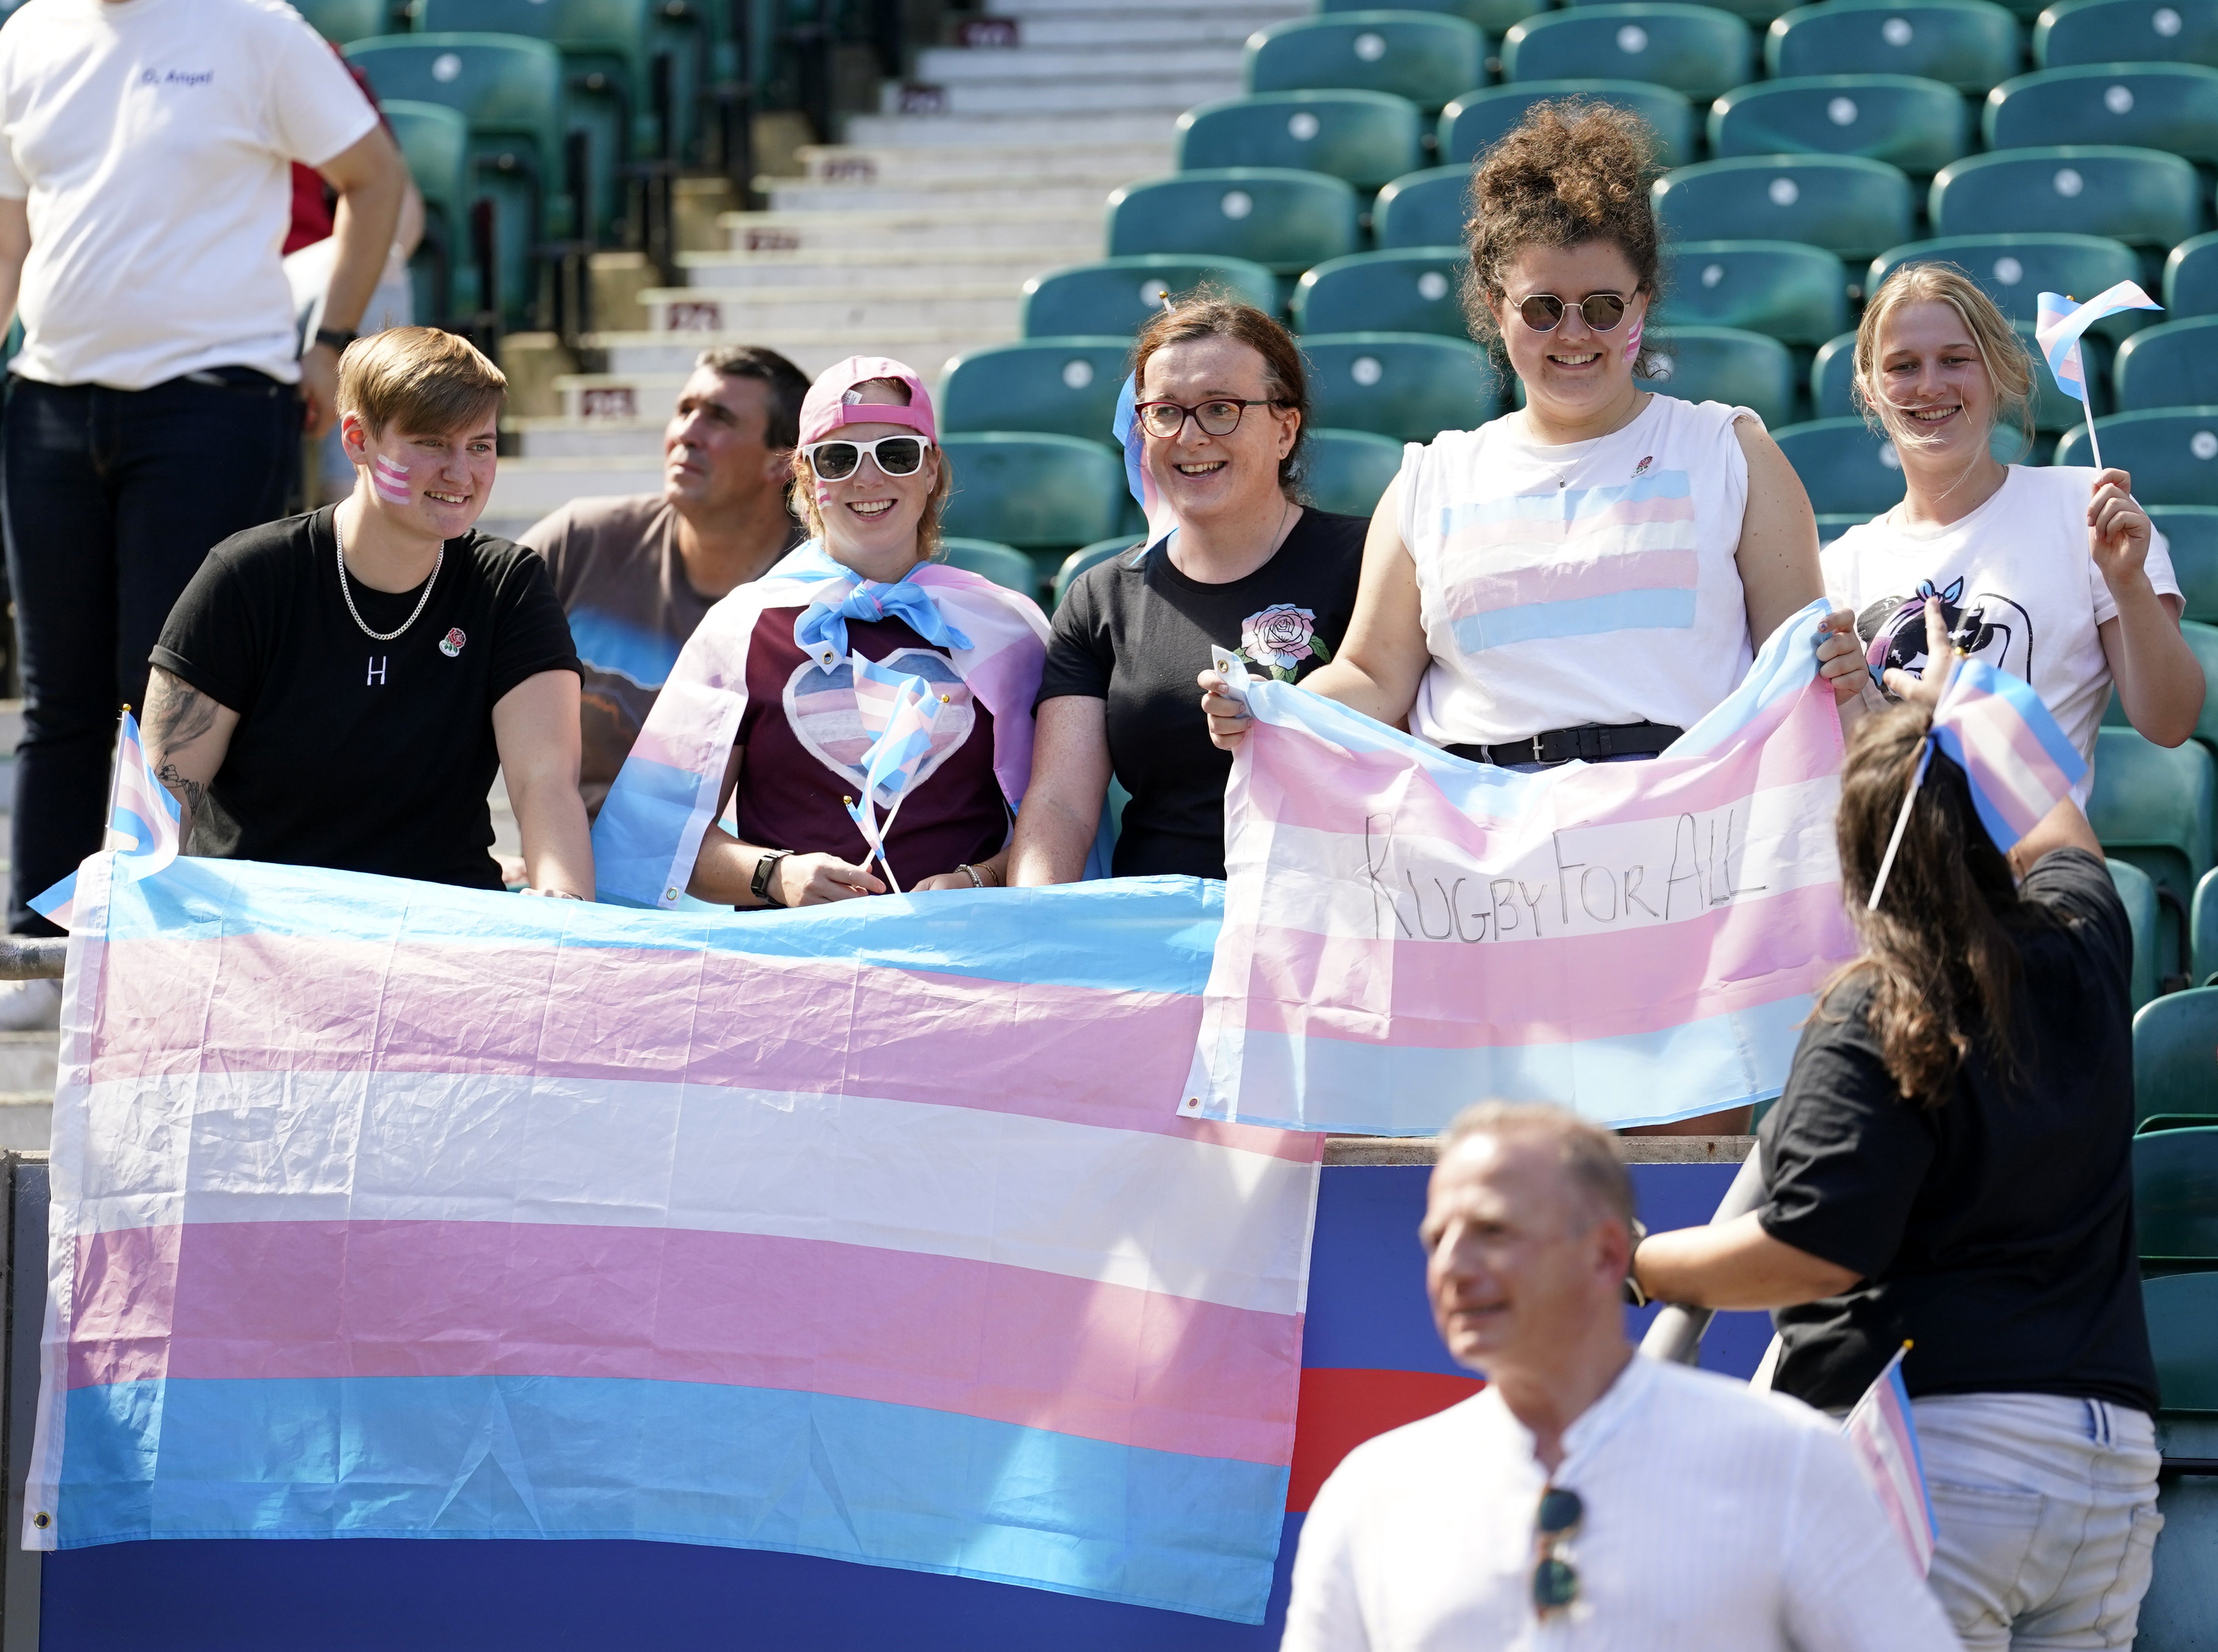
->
xmin=1857 ymin=576 xmax=2035 ymax=686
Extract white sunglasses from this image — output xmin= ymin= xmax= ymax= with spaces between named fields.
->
xmin=803 ymin=435 xmax=935 ymax=480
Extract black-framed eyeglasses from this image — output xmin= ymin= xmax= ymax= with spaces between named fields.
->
xmin=1517 ymin=293 xmax=1634 ymax=334
xmin=802 ymin=435 xmax=934 ymax=480
xmin=1133 ymin=398 xmax=1287 ymax=439
xmin=1532 ymin=1484 xmax=1583 ymax=1618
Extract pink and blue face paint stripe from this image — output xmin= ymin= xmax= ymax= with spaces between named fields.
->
xmin=29 ymin=710 xmax=181 ymax=930
xmin=2034 ymin=284 xmax=2161 ymax=472
xmin=371 ymin=454 xmax=412 ymax=505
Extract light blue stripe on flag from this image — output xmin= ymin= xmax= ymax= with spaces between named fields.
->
xmin=1972 ymin=659 xmax=2088 ymax=777
xmin=1449 ymin=587 xmax=1697 ymax=652
xmin=589 ymin=753 xmax=712 ymax=907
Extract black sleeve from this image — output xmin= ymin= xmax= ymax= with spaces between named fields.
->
xmin=2018 ymin=847 xmax=2132 ymax=981
xmin=148 ymin=544 xmax=267 ymax=717
xmin=1035 ymin=564 xmax=1114 ymax=706
xmin=485 ymin=541 xmax=582 ymax=705
xmin=1756 ymin=993 xmax=1938 ymax=1280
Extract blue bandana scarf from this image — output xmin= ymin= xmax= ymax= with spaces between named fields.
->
xmin=787 ymin=544 xmax=974 ymax=668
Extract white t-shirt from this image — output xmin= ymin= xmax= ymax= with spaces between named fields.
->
xmin=1282 ymin=1354 xmax=1961 ymax=1652
xmin=1396 ymin=394 xmax=1757 ymax=748
xmin=1822 ymin=465 xmax=2181 ymax=803
xmin=0 ymin=0 xmax=379 ymax=389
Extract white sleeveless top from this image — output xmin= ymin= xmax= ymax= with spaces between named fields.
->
xmin=1396 ymin=395 xmax=1758 ymax=748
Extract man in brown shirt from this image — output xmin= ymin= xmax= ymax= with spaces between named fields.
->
xmin=520 ymin=345 xmax=809 ymax=815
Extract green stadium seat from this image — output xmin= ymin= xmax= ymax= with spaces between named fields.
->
xmin=2112 ymin=855 xmax=2165 ymax=1010
xmin=1177 ymin=92 xmax=1425 ymax=190
xmin=1304 ymin=428 xmax=1405 ymax=516
xmin=1324 ymin=0 xmax=1548 ymax=29
xmin=938 ymin=539 xmax=1039 ymax=597
xmin=2090 ymin=725 xmax=2218 ymax=984
xmin=1292 ymin=247 xmax=1472 ymax=337
xmin=1654 ymin=156 xmax=1916 ymax=261
xmin=1637 ymin=325 xmax=1798 ymax=427
xmin=939 ymin=434 xmax=1126 ymax=551
xmin=2135 ymin=1125 xmax=2218 ymax=1266
xmin=1930 ymin=145 xmax=2205 ymax=247
xmin=1986 ymin=65 xmax=2218 ymax=163
xmin=1440 ymin=81 xmax=1697 ymax=168
xmin=1867 ymin=233 xmax=2143 ymax=334
xmin=1020 ymin=255 xmax=1277 ymax=339
xmin=2143 ymin=1272 xmax=2218 ymax=1411
xmin=1302 ymin=332 xmax=1500 ymax=441
xmin=1660 ymin=241 xmax=1849 ymax=346
xmin=1501 ymin=4 xmax=1754 ymax=100
xmin=2170 ymin=232 xmax=2218 ymax=319
xmin=1709 ymin=75 xmax=1971 ymax=174
xmin=2056 ymin=409 xmax=2218 ymax=503
xmin=1373 ymin=165 xmax=1469 ymax=250
xmin=2134 ymin=985 xmax=2218 ymax=1122
xmin=1774 ymin=416 xmax=1910 ymax=514
xmin=382 ymin=100 xmax=472 ymax=321
xmin=296 ymin=0 xmax=391 ymax=44
xmin=1054 ymin=538 xmax=1145 ymax=611
xmin=1247 ymin=12 xmax=1489 ymax=110
xmin=1812 ymin=320 xmax=2110 ymax=427
xmin=1816 ymin=512 xmax=1869 ymax=545
xmin=2035 ymin=0 xmax=2218 ymax=67
xmin=2153 ymin=507 xmax=2218 ymax=624
xmin=1569 ymin=0 xmax=1787 ymax=22
xmin=1767 ymin=0 xmax=2022 ymax=93
xmin=2196 ymin=863 xmax=2218 ymax=982
xmin=1106 ymin=170 xmax=1361 ymax=276
xmin=939 ymin=339 xmax=1131 ymax=446
xmin=2114 ymin=317 xmax=2218 ymax=413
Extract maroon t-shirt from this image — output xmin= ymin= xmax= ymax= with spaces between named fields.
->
xmin=734 ymin=608 xmax=1007 ymax=887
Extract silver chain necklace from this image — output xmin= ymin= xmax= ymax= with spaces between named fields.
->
xmin=334 ymin=508 xmax=442 ymax=643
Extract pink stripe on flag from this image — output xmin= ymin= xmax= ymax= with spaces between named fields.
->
xmin=1946 ymin=691 xmax=2078 ymax=839
xmin=66 ymin=1221 xmax=1302 ymax=1466
xmin=1436 ymin=548 xmax=1701 ymax=623
xmin=1442 ymin=491 xmax=1696 ymax=553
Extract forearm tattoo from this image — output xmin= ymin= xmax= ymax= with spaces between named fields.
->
xmin=153 ymin=761 xmax=206 ymax=825
xmin=143 ymin=672 xmax=217 ymax=831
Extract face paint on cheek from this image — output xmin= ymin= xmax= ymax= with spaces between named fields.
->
xmin=372 ymin=455 xmax=412 ymax=505
xmin=1622 ymin=316 xmax=1643 ymax=364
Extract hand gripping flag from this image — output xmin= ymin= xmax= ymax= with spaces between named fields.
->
xmin=29 ymin=709 xmax=181 ymax=931
xmin=1113 ymin=374 xmax=1182 ymax=548
xmin=1842 ymin=1345 xmax=1937 ymax=1576
xmin=845 ymin=655 xmax=947 ymax=888
xmin=2034 ymin=283 xmax=2162 ymax=472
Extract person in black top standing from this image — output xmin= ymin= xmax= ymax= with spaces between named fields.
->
xmin=1009 ymin=296 xmax=1366 ymax=882
xmin=1634 ymin=598 xmax=2163 ymax=1650
xmin=141 ymin=327 xmax=590 ymax=897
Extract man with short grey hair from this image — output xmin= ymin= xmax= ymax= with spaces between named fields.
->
xmin=1281 ymin=1100 xmax=1959 ymax=1652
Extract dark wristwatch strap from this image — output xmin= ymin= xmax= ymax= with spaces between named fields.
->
xmin=312 ymin=326 xmax=358 ymax=356
xmin=750 ymin=849 xmax=793 ymax=907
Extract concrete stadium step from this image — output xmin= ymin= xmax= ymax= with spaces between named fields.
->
xmin=878 ymin=77 xmax=1237 ymax=116
xmin=510 ymin=417 xmax=669 ymax=460
xmin=795 ymin=142 xmax=1171 ymax=184
xmin=763 ymin=177 xmax=1124 ymax=213
xmin=843 ymin=112 xmax=1177 ymax=147
xmin=640 ymin=286 xmax=1020 ymax=334
xmin=486 ymin=458 xmax=665 ymax=524
xmin=913 ymin=45 xmax=1245 ymax=82
xmin=678 ymin=245 xmax=1094 ymax=292
xmin=0 ymin=1031 xmax=55 ymax=1097
xmin=994 ymin=13 xmax=1288 ymax=46
xmin=551 ymin=373 xmax=688 ymax=421
xmin=720 ymin=206 xmax=1101 ymax=253
xmin=587 ymin=331 xmax=1004 ymax=378
xmin=0 ymin=1097 xmax=49 ymax=1151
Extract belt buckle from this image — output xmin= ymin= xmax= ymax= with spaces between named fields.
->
xmin=1530 ymin=733 xmax=1547 ymax=764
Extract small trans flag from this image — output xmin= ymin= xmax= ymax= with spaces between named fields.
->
xmin=845 ymin=656 xmax=947 ymax=889
xmin=1842 ymin=1344 xmax=1937 ymax=1576
xmin=31 ymin=710 xmax=182 ymax=930
xmin=2034 ymin=283 xmax=2161 ymax=470
xmin=1112 ymin=374 xmax=1181 ymax=547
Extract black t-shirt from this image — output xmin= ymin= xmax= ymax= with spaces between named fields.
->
xmin=151 ymin=507 xmax=581 ymax=889
xmin=1036 ymin=508 xmax=1367 ymax=879
xmin=1758 ymin=848 xmax=2157 ymax=1415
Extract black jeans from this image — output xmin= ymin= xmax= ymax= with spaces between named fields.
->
xmin=2 ymin=370 xmax=298 ymax=934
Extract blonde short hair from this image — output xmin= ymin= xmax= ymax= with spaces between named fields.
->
xmin=1852 ymin=262 xmax=2037 ymax=463
xmin=336 ymin=326 xmax=506 ymax=439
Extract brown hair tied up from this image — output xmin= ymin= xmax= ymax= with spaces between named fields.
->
xmin=1131 ymin=289 xmax=1311 ymax=500
xmin=1462 ymin=100 xmax=1665 ymax=378
xmin=1824 ymin=703 xmax=2047 ymax=1106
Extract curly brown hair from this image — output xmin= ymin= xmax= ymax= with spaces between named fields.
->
xmin=1462 ymin=100 xmax=1665 ymax=377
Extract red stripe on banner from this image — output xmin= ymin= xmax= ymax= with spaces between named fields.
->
xmin=1286 ymin=1367 xmax=1484 ymax=1511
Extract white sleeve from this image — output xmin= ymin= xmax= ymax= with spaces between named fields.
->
xmin=261 ymin=9 xmax=381 ymax=170
xmin=1777 ymin=1429 xmax=1960 ymax=1652
xmin=0 ymin=44 xmax=25 ymax=200
xmin=1279 ymin=1472 xmax=1373 ymax=1652
xmin=2141 ymin=519 xmax=2180 ymax=607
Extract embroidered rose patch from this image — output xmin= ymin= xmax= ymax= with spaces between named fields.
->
xmin=1237 ymin=603 xmax=1331 ymax=681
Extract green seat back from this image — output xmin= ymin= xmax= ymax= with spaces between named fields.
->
xmin=2055 ymin=409 xmax=2218 ymax=504
xmin=1054 ymin=537 xmax=1144 ymax=611
xmin=1373 ymin=166 xmax=1470 ymax=250
xmin=382 ymin=99 xmax=471 ymax=231
xmin=1638 ymin=325 xmax=1797 ymax=427
xmin=1868 ymin=234 xmax=2143 ymax=334
xmin=1440 ymin=80 xmax=1697 ymax=166
xmin=2135 ymin=1125 xmax=2218 ymax=1263
xmin=1248 ymin=12 xmax=1490 ymax=109
xmin=420 ymin=0 xmax=651 ymax=68
xmin=1930 ymin=145 xmax=2205 ymax=247
xmin=937 ymin=538 xmax=1039 ymax=598
xmin=1304 ymin=428 xmax=1405 ymax=516
xmin=2112 ymin=855 xmax=2164 ymax=1010
xmin=1291 ymin=247 xmax=1472 ymax=338
xmin=2180 ymin=620 xmax=2218 ymax=757
xmin=1709 ymin=75 xmax=1971 ymax=174
xmin=1660 ymin=240 xmax=1849 ymax=346
xmin=1301 ymin=332 xmax=1500 ymax=442
xmin=2152 ymin=507 xmax=2218 ymax=624
xmin=2135 ymin=985 xmax=2218 ymax=1123
xmin=348 ymin=34 xmax=565 ymax=160
xmin=1324 ymin=0 xmax=1548 ymax=31
xmin=2035 ymin=0 xmax=2218 ymax=67
xmin=1774 ymin=416 xmax=1910 ymax=514
xmin=2114 ymin=317 xmax=2218 ymax=413
xmin=1021 ymin=255 xmax=1277 ymax=339
xmin=1987 ymin=64 xmax=2218 ymax=163
xmin=2144 ymin=1272 xmax=2218 ymax=1412
xmin=1178 ymin=92 xmax=1425 ymax=190
xmin=297 ymin=0 xmax=391 ymax=44
xmin=2170 ymin=232 xmax=2218 ymax=319
xmin=939 ymin=434 xmax=1125 ymax=551
xmin=1812 ymin=320 xmax=2108 ymax=428
xmin=1655 ymin=156 xmax=1915 ymax=261
xmin=1107 ymin=170 xmax=1361 ymax=276
xmin=2195 ymin=864 xmax=2218 ymax=983
xmin=940 ymin=339 xmax=1130 ymax=446
xmin=1568 ymin=0 xmax=1787 ymax=22
xmin=2089 ymin=726 xmax=2218 ymax=922
xmin=1503 ymin=5 xmax=1755 ymax=99
xmin=1767 ymin=0 xmax=2021 ymax=92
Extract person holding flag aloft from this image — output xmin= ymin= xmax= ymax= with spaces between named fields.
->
xmin=1822 ymin=262 xmax=2203 ymax=791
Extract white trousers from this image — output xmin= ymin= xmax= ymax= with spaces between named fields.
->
xmin=1915 ymin=1392 xmax=2164 ymax=1651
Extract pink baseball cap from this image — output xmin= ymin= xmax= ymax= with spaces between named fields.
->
xmin=799 ymin=356 xmax=937 ymax=446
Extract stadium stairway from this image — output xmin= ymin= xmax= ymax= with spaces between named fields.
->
xmin=481 ymin=0 xmax=1306 ymax=538
xmin=0 ymin=703 xmax=57 ymax=1149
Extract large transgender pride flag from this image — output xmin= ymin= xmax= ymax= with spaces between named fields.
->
xmin=1185 ymin=600 xmax=1856 ymax=1134
xmin=25 ymin=854 xmax=1319 ymax=1625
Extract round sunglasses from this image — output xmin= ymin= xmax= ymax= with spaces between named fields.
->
xmin=1517 ymin=293 xmax=1634 ymax=334
xmin=1133 ymin=398 xmax=1287 ymax=440
xmin=803 ymin=435 xmax=934 ymax=480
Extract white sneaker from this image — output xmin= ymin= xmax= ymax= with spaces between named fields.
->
xmin=0 ymin=977 xmax=59 ymax=1032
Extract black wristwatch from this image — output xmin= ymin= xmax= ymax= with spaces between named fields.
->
xmin=750 ymin=849 xmax=793 ymax=907
xmin=312 ymin=325 xmax=357 ymax=356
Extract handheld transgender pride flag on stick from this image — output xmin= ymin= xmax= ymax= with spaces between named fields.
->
xmin=28 ymin=709 xmax=181 ymax=931
xmin=1842 ymin=1344 xmax=1937 ymax=1576
xmin=845 ymin=654 xmax=947 ymax=892
xmin=1113 ymin=374 xmax=1183 ymax=547
xmin=2034 ymin=283 xmax=2162 ymax=473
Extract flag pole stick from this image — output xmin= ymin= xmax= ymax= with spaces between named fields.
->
xmin=1867 ymin=736 xmax=1936 ymax=913
xmin=101 ymin=704 xmax=131 ymax=853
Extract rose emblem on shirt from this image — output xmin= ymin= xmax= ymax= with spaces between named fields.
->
xmin=1238 ymin=604 xmax=1330 ymax=682
xmin=439 ymin=628 xmax=466 ymax=658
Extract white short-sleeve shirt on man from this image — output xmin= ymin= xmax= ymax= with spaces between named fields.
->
xmin=1821 ymin=464 xmax=2181 ymax=803
xmin=1282 ymin=1354 xmax=1961 ymax=1652
xmin=0 ymin=0 xmax=379 ymax=389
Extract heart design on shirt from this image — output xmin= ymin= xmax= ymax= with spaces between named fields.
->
xmin=782 ymin=647 xmax=975 ymax=794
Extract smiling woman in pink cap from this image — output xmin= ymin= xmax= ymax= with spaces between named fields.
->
xmin=588 ymin=358 xmax=1054 ymax=910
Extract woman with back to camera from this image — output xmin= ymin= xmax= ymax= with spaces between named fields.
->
xmin=1636 ymin=597 xmax=2164 ymax=1651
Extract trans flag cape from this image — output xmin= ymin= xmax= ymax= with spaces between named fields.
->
xmin=1184 ymin=600 xmax=1856 ymax=1134
xmin=591 ymin=542 xmax=1050 ymax=908
xmin=26 ymin=852 xmax=1319 ymax=1626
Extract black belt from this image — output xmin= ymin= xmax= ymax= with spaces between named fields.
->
xmin=1447 ymin=721 xmax=1685 ymax=767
